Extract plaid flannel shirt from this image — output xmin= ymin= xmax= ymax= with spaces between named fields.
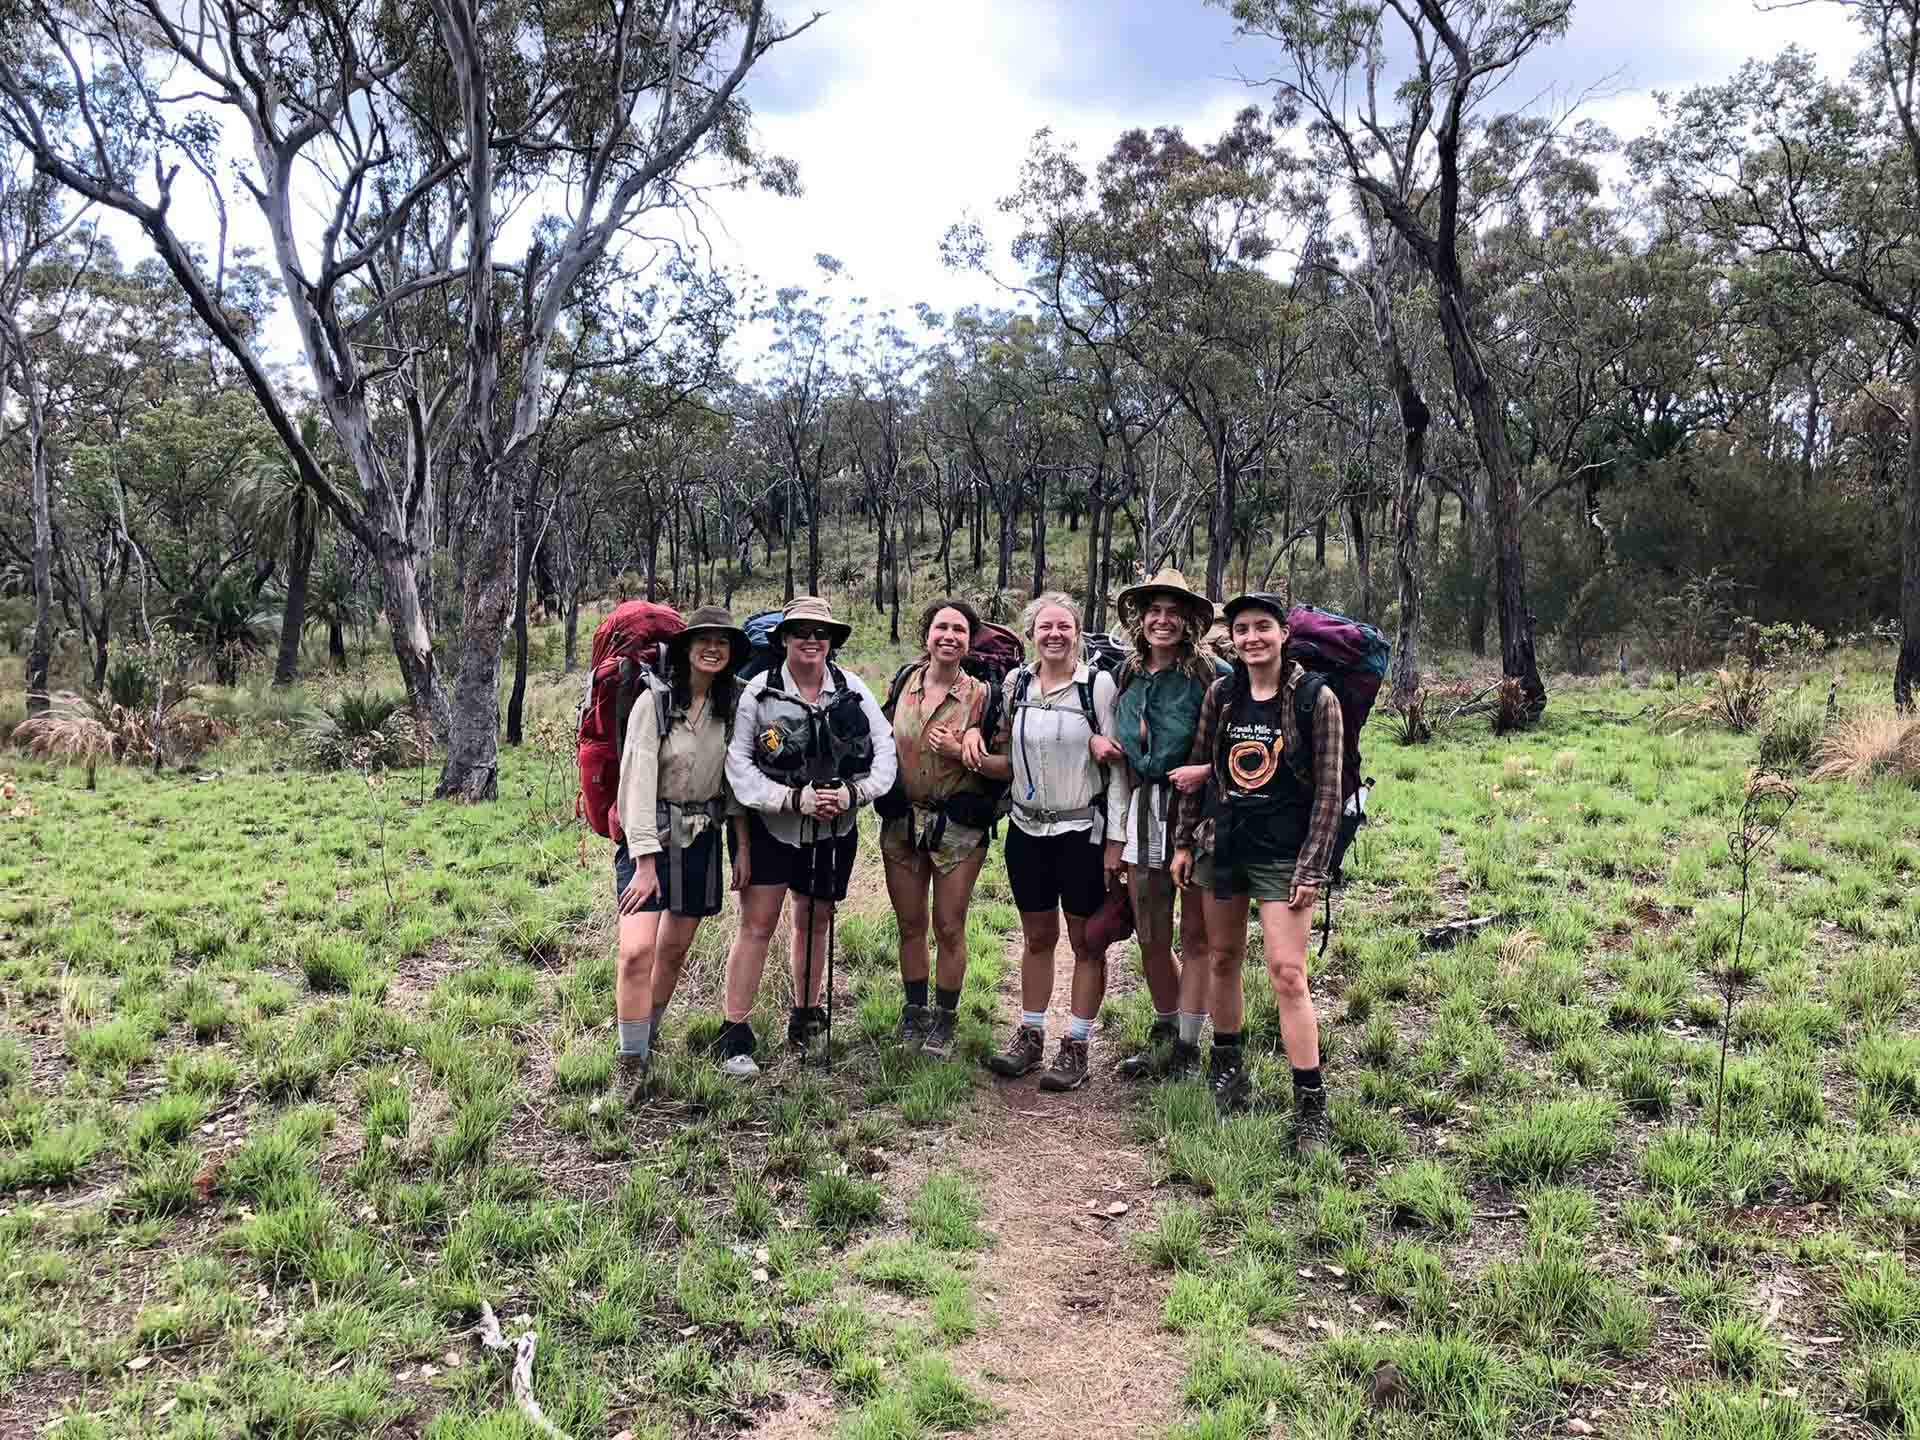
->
xmin=1171 ymin=660 xmax=1345 ymax=889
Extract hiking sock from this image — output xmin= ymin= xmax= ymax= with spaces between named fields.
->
xmin=1212 ymin=1031 xmax=1244 ymax=1056
xmin=1021 ymin=1009 xmax=1047 ymax=1033
xmin=1178 ymin=1011 xmax=1207 ymax=1045
xmin=935 ymin=985 xmax=962 ymax=1013
xmin=1292 ymin=1066 xmax=1326 ymax=1113
xmin=1067 ymin=1014 xmax=1094 ymax=1043
xmin=904 ymin=978 xmax=930 ymax=1009
xmin=1155 ymin=1008 xmax=1178 ymax=1032
xmin=616 ymin=1019 xmax=651 ymax=1059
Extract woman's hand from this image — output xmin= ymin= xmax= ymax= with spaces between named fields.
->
xmin=1103 ymin=838 xmax=1124 ymax=878
xmin=927 ymin=724 xmax=964 ymax=760
xmin=617 ymin=856 xmax=660 ymax=915
xmin=799 ymin=784 xmax=844 ymax=820
xmin=960 ymin=727 xmax=989 ymax=771
xmin=1169 ymin=763 xmax=1210 ymax=794
xmin=1089 ymin=735 xmax=1124 ymax=765
xmin=1169 ymin=848 xmax=1195 ymax=887
xmin=1287 ymin=882 xmax=1323 ymax=912
xmin=731 ymin=844 xmax=751 ymax=894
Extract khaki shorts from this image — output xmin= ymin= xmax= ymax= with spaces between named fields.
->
xmin=881 ymin=811 xmax=987 ymax=877
xmin=1194 ymin=852 xmax=1296 ymax=904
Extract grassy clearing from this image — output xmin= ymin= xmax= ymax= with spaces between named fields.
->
xmin=1113 ymin=661 xmax=1920 ymax=1439
xmin=4 ymin=591 xmax=1916 ymax=1437
xmin=0 ymin=598 xmax=1017 ymax=1437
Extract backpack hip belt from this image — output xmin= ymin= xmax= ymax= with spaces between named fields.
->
xmin=1011 ymin=800 xmax=1096 ymax=827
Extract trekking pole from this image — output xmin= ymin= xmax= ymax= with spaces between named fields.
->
xmin=1319 ymin=888 xmax=1333 ymax=958
xmin=823 ymin=826 xmax=836 ymax=1073
xmin=800 ymin=810 xmax=819 ymax=1062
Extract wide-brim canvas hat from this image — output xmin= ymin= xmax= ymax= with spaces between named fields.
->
xmin=1222 ymin=582 xmax=1292 ymax=627
xmin=1115 ymin=567 xmax=1213 ymax=635
xmin=669 ymin=606 xmax=752 ymax=671
xmin=773 ymin=595 xmax=852 ymax=648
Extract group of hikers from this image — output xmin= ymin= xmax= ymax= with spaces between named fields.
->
xmin=590 ymin=567 xmax=1349 ymax=1147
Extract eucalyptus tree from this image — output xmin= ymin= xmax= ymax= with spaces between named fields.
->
xmin=0 ymin=0 xmax=814 ymax=795
xmin=1638 ymin=14 xmax=1920 ymax=704
xmin=1225 ymin=0 xmax=1570 ymax=717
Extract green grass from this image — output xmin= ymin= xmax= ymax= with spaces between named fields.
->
xmin=0 ymin=614 xmax=1913 ymax=1438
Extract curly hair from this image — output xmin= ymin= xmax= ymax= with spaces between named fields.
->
xmin=1118 ymin=611 xmax=1220 ymax=690
xmin=915 ymin=597 xmax=981 ymax=655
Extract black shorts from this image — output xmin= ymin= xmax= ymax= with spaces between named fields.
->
xmin=745 ymin=811 xmax=858 ymax=904
xmin=613 ymin=829 xmax=725 ymax=919
xmin=1005 ymin=823 xmax=1107 ymax=919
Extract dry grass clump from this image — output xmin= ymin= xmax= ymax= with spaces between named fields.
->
xmin=13 ymin=692 xmax=230 ymax=785
xmin=1654 ymin=666 xmax=1771 ymax=736
xmin=1811 ymin=708 xmax=1920 ymax=786
xmin=1553 ymin=750 xmax=1578 ymax=775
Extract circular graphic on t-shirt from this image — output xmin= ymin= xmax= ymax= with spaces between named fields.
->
xmin=1227 ymin=738 xmax=1283 ymax=790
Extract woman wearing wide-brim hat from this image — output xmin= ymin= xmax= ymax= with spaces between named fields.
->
xmin=611 ymin=607 xmax=753 ymax=1099
xmin=1169 ymin=584 xmax=1342 ymax=1148
xmin=1092 ymin=568 xmax=1228 ymax=1084
xmin=720 ymin=595 xmax=897 ymax=1075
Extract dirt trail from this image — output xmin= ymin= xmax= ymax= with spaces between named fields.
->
xmin=757 ymin=930 xmax=1186 ymax=1437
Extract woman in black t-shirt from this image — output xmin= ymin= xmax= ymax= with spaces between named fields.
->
xmin=1171 ymin=588 xmax=1343 ymax=1147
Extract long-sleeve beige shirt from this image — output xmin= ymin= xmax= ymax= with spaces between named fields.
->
xmin=615 ymin=684 xmax=733 ymax=856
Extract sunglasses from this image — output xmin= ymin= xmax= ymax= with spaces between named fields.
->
xmin=787 ymin=626 xmax=833 ymax=643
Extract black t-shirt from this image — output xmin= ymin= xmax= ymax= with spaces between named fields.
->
xmin=1217 ymin=692 xmax=1310 ymax=862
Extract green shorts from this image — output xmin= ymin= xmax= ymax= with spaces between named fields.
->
xmin=1194 ymin=852 xmax=1295 ymax=903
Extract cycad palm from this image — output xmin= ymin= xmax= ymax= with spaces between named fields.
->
xmin=230 ymin=415 xmax=333 ymax=685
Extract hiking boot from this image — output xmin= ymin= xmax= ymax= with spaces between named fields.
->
xmin=1038 ymin=1037 xmax=1091 ymax=1092
xmin=897 ymin=1003 xmax=931 ymax=1053
xmin=1167 ymin=1039 xmax=1201 ymax=1083
xmin=922 ymin=1007 xmax=959 ymax=1061
xmin=1116 ymin=1020 xmax=1178 ymax=1081
xmin=615 ymin=1051 xmax=653 ymax=1104
xmin=1289 ymin=1099 xmax=1331 ymax=1157
xmin=717 ymin=1020 xmax=759 ymax=1079
xmin=986 ymin=1024 xmax=1045 ymax=1078
xmin=1208 ymin=1047 xmax=1250 ymax=1117
xmin=787 ymin=1005 xmax=829 ymax=1052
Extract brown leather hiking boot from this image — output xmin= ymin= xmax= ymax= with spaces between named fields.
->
xmin=616 ymin=1051 xmax=653 ymax=1105
xmin=986 ymin=1024 xmax=1045 ymax=1078
xmin=1038 ymin=1037 xmax=1091 ymax=1092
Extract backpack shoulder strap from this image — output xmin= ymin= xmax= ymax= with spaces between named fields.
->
xmin=1295 ymin=671 xmax=1329 ymax=770
xmin=1077 ymin=675 xmax=1100 ymax=738
xmin=882 ymin=661 xmax=921 ymax=720
xmin=828 ymin=661 xmax=849 ymax=692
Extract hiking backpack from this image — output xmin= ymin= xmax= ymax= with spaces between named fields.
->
xmin=576 ymin=601 xmax=685 ymax=841
xmin=1082 ymin=630 xmax=1130 ymax=681
xmin=1284 ymin=604 xmax=1389 ymax=887
xmin=736 ymin=609 xmax=784 ymax=680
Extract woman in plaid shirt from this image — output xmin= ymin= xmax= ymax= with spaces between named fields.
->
xmin=1170 ymin=587 xmax=1343 ymax=1146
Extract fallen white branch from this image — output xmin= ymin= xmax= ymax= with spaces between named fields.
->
xmin=474 ymin=1301 xmax=572 ymax=1440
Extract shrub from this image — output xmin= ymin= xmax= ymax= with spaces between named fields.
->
xmin=1757 ymin=703 xmax=1823 ymax=771
xmin=1655 ymin=666 xmax=1771 ymax=736
xmin=295 ymin=691 xmax=416 ymax=771
xmin=1812 ymin=709 xmax=1920 ymax=786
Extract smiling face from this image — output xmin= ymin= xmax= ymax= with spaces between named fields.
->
xmin=782 ymin=623 xmax=833 ymax=668
xmin=686 ymin=633 xmax=732 ymax=676
xmin=1141 ymin=596 xmax=1191 ymax=651
xmin=1230 ymin=608 xmax=1287 ymax=667
xmin=925 ymin=606 xmax=972 ymax=665
xmin=1030 ymin=604 xmax=1080 ymax=664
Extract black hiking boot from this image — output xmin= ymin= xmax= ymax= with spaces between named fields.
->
xmin=717 ymin=1020 xmax=759 ymax=1079
xmin=922 ymin=1007 xmax=959 ymax=1061
xmin=1167 ymin=1039 xmax=1201 ymax=1083
xmin=1289 ymin=1096 xmax=1331 ymax=1157
xmin=1115 ymin=1020 xmax=1177 ymax=1081
xmin=787 ymin=1005 xmax=829 ymax=1052
xmin=1208 ymin=1046 xmax=1250 ymax=1117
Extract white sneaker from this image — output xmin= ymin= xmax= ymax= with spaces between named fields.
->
xmin=720 ymin=1052 xmax=760 ymax=1078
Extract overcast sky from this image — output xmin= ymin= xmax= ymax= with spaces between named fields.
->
xmin=687 ymin=0 xmax=1865 ymax=332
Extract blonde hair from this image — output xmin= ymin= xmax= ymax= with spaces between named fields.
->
xmin=1020 ymin=591 xmax=1084 ymax=654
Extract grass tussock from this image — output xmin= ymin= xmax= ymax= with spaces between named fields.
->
xmin=1812 ymin=707 xmax=1920 ymax=785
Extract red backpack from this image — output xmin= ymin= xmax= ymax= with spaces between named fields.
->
xmin=577 ymin=602 xmax=685 ymax=841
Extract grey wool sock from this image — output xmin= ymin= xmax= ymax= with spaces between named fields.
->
xmin=617 ymin=1018 xmax=652 ymax=1060
xmin=1178 ymin=1011 xmax=1207 ymax=1045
